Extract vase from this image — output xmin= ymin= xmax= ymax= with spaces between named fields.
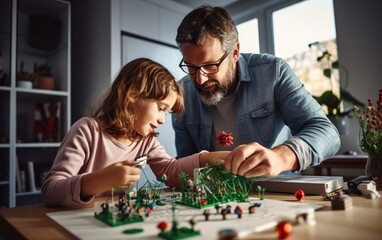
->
xmin=365 ymin=154 xmax=382 ymax=190
xmin=328 ymin=115 xmax=349 ymax=135
xmin=35 ymin=76 xmax=55 ymax=90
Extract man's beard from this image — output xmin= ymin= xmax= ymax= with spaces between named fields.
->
xmin=197 ymin=65 xmax=235 ymax=106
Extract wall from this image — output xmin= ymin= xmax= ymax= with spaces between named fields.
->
xmin=71 ymin=0 xmax=189 ymax=122
xmin=71 ymin=0 xmax=113 ymax=121
xmin=333 ymin=0 xmax=382 ymax=154
xmin=71 ymin=0 xmax=381 ymax=156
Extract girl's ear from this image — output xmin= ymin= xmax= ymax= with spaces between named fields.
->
xmin=233 ymin=42 xmax=240 ymax=63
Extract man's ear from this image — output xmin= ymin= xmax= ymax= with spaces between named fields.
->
xmin=233 ymin=42 xmax=240 ymax=63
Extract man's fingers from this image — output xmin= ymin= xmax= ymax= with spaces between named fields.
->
xmin=237 ymin=154 xmax=263 ymax=176
xmin=243 ymin=163 xmax=268 ymax=178
xmin=226 ymin=143 xmax=261 ymax=174
xmin=226 ymin=146 xmax=246 ymax=174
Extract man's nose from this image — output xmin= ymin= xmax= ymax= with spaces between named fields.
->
xmin=194 ymin=69 xmax=209 ymax=85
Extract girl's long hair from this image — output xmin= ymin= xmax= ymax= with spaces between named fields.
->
xmin=92 ymin=58 xmax=184 ymax=141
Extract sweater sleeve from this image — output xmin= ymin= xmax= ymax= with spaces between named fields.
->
xmin=145 ymin=138 xmax=207 ymax=189
xmin=41 ymin=118 xmax=96 ymax=206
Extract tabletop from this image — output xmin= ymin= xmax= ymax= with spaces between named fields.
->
xmin=0 ymin=192 xmax=381 ymax=240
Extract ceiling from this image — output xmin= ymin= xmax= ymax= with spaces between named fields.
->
xmin=169 ymin=0 xmax=242 ymax=9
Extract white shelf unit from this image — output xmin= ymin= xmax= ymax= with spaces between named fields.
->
xmin=0 ymin=0 xmax=70 ymax=207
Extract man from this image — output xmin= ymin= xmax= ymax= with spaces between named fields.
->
xmin=173 ymin=5 xmax=340 ymax=178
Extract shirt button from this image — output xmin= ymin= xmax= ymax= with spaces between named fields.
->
xmin=263 ymin=108 xmax=268 ymax=114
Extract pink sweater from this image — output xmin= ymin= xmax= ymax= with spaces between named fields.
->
xmin=41 ymin=117 xmax=201 ymax=206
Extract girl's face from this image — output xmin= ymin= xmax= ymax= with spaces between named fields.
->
xmin=134 ymin=91 xmax=177 ymax=137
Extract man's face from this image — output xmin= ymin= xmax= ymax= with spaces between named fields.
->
xmin=180 ymin=38 xmax=239 ymax=105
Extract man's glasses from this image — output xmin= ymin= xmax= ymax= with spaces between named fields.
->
xmin=179 ymin=51 xmax=229 ymax=75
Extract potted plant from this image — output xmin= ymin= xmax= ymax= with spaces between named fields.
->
xmin=353 ymin=89 xmax=382 ymax=188
xmin=17 ymin=60 xmax=33 ymax=88
xmin=309 ymin=42 xmax=364 ymax=134
xmin=0 ymin=69 xmax=9 ymax=86
xmin=32 ymin=63 xmax=55 ymax=90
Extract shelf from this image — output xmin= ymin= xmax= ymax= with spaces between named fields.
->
xmin=16 ymin=88 xmax=69 ymax=96
xmin=16 ymin=142 xmax=60 ymax=148
xmin=1 ymin=0 xmax=70 ymax=208
xmin=0 ymin=86 xmax=11 ymax=91
xmin=16 ymin=190 xmax=41 ymax=196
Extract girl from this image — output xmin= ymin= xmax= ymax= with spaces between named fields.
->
xmin=41 ymin=58 xmax=228 ymax=206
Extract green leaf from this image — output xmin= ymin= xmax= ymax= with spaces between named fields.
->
xmin=314 ymin=91 xmax=340 ymax=106
xmin=323 ymin=68 xmax=331 ymax=78
xmin=314 ymin=90 xmax=341 ymax=116
xmin=340 ymin=87 xmax=366 ymax=107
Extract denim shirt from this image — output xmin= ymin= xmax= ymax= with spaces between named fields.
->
xmin=172 ymin=53 xmax=340 ymax=171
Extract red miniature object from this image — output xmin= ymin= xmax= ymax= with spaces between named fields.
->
xmin=234 ymin=206 xmax=243 ymax=218
xmin=157 ymin=221 xmax=168 ymax=232
xmin=216 ymin=131 xmax=233 ymax=147
xmin=294 ymin=189 xmax=305 ymax=201
xmin=276 ymin=221 xmax=292 ymax=239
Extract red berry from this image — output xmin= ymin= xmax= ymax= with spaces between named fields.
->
xmin=294 ymin=189 xmax=305 ymax=201
xmin=276 ymin=221 xmax=292 ymax=239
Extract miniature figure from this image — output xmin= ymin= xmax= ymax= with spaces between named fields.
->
xmin=253 ymin=202 xmax=262 ymax=208
xmin=226 ymin=204 xmax=232 ymax=214
xmin=203 ymin=209 xmax=211 ymax=221
xmin=294 ymin=189 xmax=305 ymax=201
xmin=331 ymin=191 xmax=353 ymax=210
xmin=248 ymin=205 xmax=255 ymax=214
xmin=215 ymin=204 xmax=221 ymax=214
xmin=234 ymin=206 xmax=243 ymax=219
xmin=220 ymin=208 xmax=228 ymax=220
xmin=322 ymin=188 xmax=344 ymax=201
xmin=256 ymin=185 xmax=266 ymax=200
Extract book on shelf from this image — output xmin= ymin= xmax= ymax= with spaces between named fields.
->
xmin=27 ymin=161 xmax=37 ymax=192
xmin=34 ymin=102 xmax=61 ymax=142
xmin=16 ymin=156 xmax=26 ymax=193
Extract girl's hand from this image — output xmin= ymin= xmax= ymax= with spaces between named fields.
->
xmin=81 ymin=160 xmax=141 ymax=198
xmin=199 ymin=151 xmax=230 ymax=167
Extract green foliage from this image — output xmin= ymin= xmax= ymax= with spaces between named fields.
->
xmin=311 ymin=42 xmax=364 ymax=116
xmin=33 ymin=62 xmax=52 ymax=76
xmin=353 ymin=89 xmax=382 ymax=156
xmin=178 ymin=164 xmax=256 ymax=208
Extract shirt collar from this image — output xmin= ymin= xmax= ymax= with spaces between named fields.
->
xmin=237 ymin=54 xmax=251 ymax=82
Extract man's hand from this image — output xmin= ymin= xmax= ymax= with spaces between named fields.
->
xmin=224 ymin=142 xmax=298 ymax=178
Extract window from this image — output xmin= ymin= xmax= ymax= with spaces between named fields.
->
xmin=272 ymin=0 xmax=338 ymax=97
xmin=237 ymin=18 xmax=260 ymax=54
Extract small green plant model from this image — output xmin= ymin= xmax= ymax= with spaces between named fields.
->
xmin=94 ymin=156 xmax=163 ymax=227
xmin=177 ymin=164 xmax=256 ymax=209
xmin=157 ymin=204 xmax=201 ymax=240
